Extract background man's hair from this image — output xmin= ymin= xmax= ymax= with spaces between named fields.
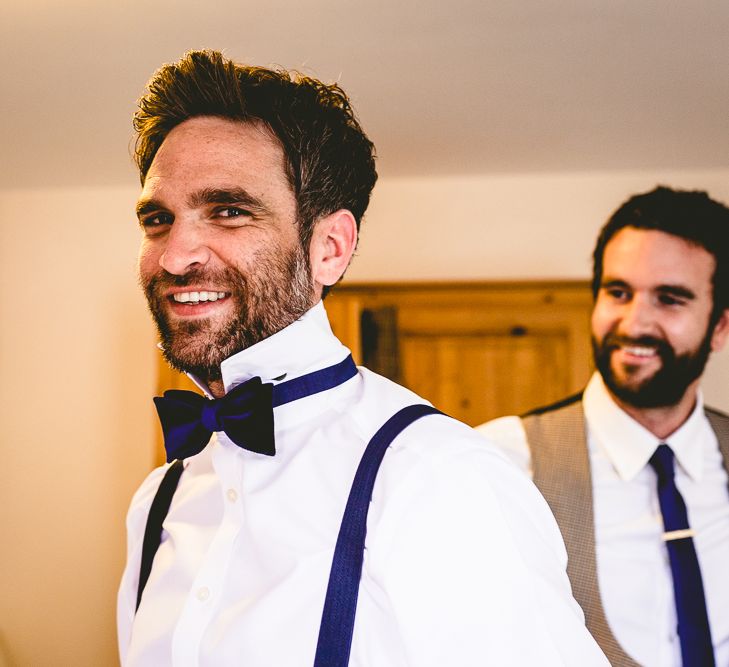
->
xmin=592 ymin=185 xmax=729 ymax=322
xmin=134 ymin=49 xmax=377 ymax=255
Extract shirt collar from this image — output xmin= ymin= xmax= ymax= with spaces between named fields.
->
xmin=664 ymin=392 xmax=707 ymax=482
xmin=188 ymin=301 xmax=350 ymax=396
xmin=583 ymin=372 xmax=707 ymax=482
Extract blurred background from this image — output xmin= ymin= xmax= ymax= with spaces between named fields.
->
xmin=1 ymin=1 xmax=728 ymax=663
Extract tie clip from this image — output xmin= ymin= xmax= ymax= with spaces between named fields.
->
xmin=662 ymin=528 xmax=695 ymax=542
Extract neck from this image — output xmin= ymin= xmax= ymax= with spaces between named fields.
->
xmin=609 ymin=379 xmax=701 ymax=440
xmin=207 ymin=378 xmax=226 ymax=399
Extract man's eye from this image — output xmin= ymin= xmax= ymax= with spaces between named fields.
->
xmin=606 ymin=287 xmax=628 ymax=300
xmin=659 ymin=294 xmax=684 ymax=306
xmin=216 ymin=207 xmax=250 ymax=219
xmin=141 ymin=213 xmax=172 ymax=228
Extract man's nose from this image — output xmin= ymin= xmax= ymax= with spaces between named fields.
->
xmin=158 ymin=220 xmax=211 ymax=275
xmin=619 ymin=294 xmax=655 ymax=337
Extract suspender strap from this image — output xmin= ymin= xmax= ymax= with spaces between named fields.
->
xmin=136 ymin=459 xmax=185 ymax=611
xmin=314 ymin=404 xmax=442 ymax=667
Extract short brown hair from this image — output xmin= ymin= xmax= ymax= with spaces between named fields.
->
xmin=592 ymin=186 xmax=729 ymax=324
xmin=134 ymin=50 xmax=377 ymax=252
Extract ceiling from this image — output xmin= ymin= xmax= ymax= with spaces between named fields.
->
xmin=2 ymin=0 xmax=728 ymax=189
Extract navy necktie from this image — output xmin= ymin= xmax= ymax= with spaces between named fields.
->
xmin=649 ymin=444 xmax=715 ymax=667
xmin=154 ymin=355 xmax=358 ymax=462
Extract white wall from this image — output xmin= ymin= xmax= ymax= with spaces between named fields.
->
xmin=352 ymin=168 xmax=729 ymax=281
xmin=0 ymin=169 xmax=726 ymax=664
xmin=0 ymin=187 xmax=157 ymax=666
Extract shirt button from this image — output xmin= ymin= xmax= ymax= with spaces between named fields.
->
xmin=226 ymin=488 xmax=238 ymax=503
xmin=196 ymin=587 xmax=210 ymax=602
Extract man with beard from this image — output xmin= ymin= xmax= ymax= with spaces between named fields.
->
xmin=117 ymin=51 xmax=607 ymax=666
xmin=479 ymin=186 xmax=729 ymax=667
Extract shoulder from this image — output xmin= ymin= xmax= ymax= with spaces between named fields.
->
xmin=475 ymin=415 xmax=532 ymax=474
xmin=705 ymin=405 xmax=729 ymax=438
xmin=474 ymin=393 xmax=585 ymax=473
xmin=705 ymin=405 xmax=729 ymax=420
xmin=343 ymin=367 xmax=522 ymax=476
xmin=365 ymin=404 xmax=571 ymax=587
xmin=369 ymin=406 xmax=545 ymax=524
xmin=522 ymin=392 xmax=583 ymax=417
xmin=477 ymin=414 xmax=525 ymax=440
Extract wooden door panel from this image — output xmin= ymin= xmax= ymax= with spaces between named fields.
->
xmin=400 ymin=329 xmax=570 ymax=426
xmin=325 ymin=281 xmax=592 ymax=424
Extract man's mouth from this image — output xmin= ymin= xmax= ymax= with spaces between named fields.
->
xmin=620 ymin=345 xmax=658 ymax=358
xmin=170 ymin=291 xmax=230 ymax=304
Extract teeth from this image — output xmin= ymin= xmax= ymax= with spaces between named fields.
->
xmin=624 ymin=346 xmax=655 ymax=357
xmin=173 ymin=291 xmax=227 ymax=303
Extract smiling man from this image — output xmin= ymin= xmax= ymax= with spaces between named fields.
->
xmin=479 ymin=186 xmax=729 ymax=666
xmin=116 ymin=51 xmax=607 ymax=666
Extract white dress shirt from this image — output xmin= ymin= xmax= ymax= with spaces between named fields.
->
xmin=478 ymin=373 xmax=729 ymax=667
xmin=118 ymin=302 xmax=608 ymax=666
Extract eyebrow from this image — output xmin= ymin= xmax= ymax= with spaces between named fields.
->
xmin=601 ymin=278 xmax=628 ymax=289
xmin=135 ymin=187 xmax=270 ymax=218
xmin=136 ymin=198 xmax=164 ymax=218
xmin=187 ymin=187 xmax=269 ymax=214
xmin=655 ymin=284 xmax=696 ymax=300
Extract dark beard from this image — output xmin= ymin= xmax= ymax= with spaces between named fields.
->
xmin=142 ymin=243 xmax=315 ymax=382
xmin=592 ymin=328 xmax=713 ymax=409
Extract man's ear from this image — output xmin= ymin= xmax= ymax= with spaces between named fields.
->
xmin=710 ymin=308 xmax=729 ymax=352
xmin=309 ymin=209 xmax=358 ymax=292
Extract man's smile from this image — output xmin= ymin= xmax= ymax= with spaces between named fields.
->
xmin=171 ymin=290 xmax=229 ymax=304
xmin=612 ymin=343 xmax=660 ymax=366
xmin=620 ymin=345 xmax=657 ymax=357
xmin=601 ymin=332 xmax=667 ymax=370
xmin=164 ymin=289 xmax=234 ymax=317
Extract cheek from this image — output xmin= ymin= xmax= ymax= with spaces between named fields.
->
xmin=590 ymin=302 xmax=613 ymax=340
xmin=664 ymin=319 xmax=705 ymax=350
xmin=137 ymin=241 xmax=161 ymax=279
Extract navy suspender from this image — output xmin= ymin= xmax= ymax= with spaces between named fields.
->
xmin=136 ymin=403 xmax=441 ymax=664
xmin=136 ymin=458 xmax=184 ymax=611
xmin=313 ymin=404 xmax=441 ymax=666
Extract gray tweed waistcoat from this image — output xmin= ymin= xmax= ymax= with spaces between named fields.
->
xmin=521 ymin=396 xmax=729 ymax=667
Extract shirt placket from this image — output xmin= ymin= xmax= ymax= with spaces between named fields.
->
xmin=171 ymin=441 xmax=245 ymax=666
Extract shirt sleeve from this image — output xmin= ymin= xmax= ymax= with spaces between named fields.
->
xmin=476 ymin=414 xmax=534 ymax=477
xmin=367 ymin=416 xmax=609 ymax=666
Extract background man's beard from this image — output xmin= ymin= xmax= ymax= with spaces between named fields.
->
xmin=592 ymin=329 xmax=713 ymax=409
xmin=142 ymin=245 xmax=315 ymax=382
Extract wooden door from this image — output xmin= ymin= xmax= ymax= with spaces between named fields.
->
xmin=399 ymin=327 xmax=570 ymax=426
xmin=324 ymin=281 xmax=593 ymax=426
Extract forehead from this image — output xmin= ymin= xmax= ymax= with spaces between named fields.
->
xmin=141 ymin=116 xmax=293 ymax=202
xmin=602 ymin=227 xmax=716 ymax=292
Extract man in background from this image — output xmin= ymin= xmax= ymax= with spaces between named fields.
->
xmin=479 ymin=186 xmax=729 ymax=666
xmin=117 ymin=50 xmax=607 ymax=665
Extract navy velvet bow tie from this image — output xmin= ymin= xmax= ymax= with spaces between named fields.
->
xmin=155 ymin=377 xmax=275 ymax=462
xmin=154 ymin=355 xmax=358 ymax=463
